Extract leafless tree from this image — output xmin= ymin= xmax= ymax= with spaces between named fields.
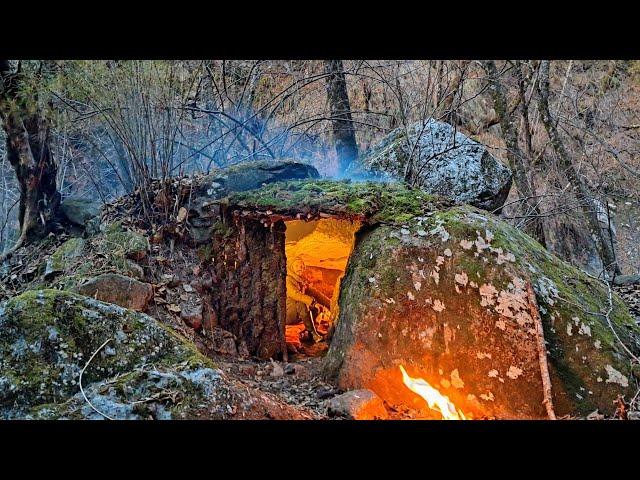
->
xmin=0 ymin=60 xmax=60 ymax=260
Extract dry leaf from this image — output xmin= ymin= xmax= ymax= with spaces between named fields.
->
xmin=167 ymin=304 xmax=182 ymax=313
xmin=176 ymin=207 xmax=188 ymax=223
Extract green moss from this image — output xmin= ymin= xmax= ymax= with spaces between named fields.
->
xmin=45 ymin=237 xmax=86 ymax=275
xmin=212 ymin=220 xmax=232 ymax=238
xmin=0 ymin=288 xmax=213 ymax=418
xmin=104 ymin=229 xmax=149 ymax=259
xmin=228 ymin=179 xmax=444 ymax=225
xmin=197 ymin=244 xmax=215 ymax=262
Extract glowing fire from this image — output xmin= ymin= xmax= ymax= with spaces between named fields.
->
xmin=399 ymin=365 xmax=467 ymax=420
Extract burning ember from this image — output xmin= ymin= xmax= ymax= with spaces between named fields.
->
xmin=399 ymin=365 xmax=467 ymax=420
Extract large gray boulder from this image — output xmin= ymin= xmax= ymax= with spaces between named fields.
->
xmin=350 ymin=119 xmax=513 ymax=212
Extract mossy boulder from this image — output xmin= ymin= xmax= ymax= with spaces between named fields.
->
xmin=104 ymin=225 xmax=149 ymax=261
xmin=45 ymin=238 xmax=86 ymax=277
xmin=0 ymin=289 xmax=313 ymax=420
xmin=228 ymin=179 xmax=450 ymax=224
xmin=349 ymin=119 xmax=513 ymax=212
xmin=39 ymin=228 xmax=148 ymax=291
xmin=324 ymin=205 xmax=640 ymax=419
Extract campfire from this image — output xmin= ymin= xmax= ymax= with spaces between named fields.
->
xmin=399 ymin=366 xmax=467 ymax=420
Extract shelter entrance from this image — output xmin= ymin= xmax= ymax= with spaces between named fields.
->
xmin=284 ymin=218 xmax=360 ymax=357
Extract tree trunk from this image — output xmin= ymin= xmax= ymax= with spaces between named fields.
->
xmin=323 ymin=60 xmax=358 ymax=173
xmin=0 ymin=60 xmax=60 ymax=254
xmin=209 ymin=215 xmax=288 ymax=360
xmin=535 ymin=60 xmax=620 ymax=277
xmin=481 ymin=60 xmax=547 ymax=247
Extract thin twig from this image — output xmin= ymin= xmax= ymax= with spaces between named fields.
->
xmin=79 ymin=338 xmax=114 ymax=420
xmin=583 ymin=270 xmax=640 ymax=365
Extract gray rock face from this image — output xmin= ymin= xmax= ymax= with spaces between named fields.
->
xmin=75 ymin=273 xmax=154 ymax=312
xmin=351 ymin=119 xmax=513 ymax=211
xmin=61 ymin=198 xmax=102 ymax=227
xmin=188 ymin=160 xmax=320 ymax=245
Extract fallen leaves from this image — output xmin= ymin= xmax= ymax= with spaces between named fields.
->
xmin=167 ymin=304 xmax=182 ymax=313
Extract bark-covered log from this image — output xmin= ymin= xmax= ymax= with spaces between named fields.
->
xmin=209 ymin=215 xmax=287 ymax=360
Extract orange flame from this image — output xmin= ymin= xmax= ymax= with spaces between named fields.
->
xmin=399 ymin=365 xmax=467 ymax=420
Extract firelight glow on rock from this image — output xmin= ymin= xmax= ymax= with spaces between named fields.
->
xmin=399 ymin=365 xmax=467 ymax=420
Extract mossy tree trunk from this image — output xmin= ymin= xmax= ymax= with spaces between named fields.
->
xmin=323 ymin=60 xmax=358 ymax=173
xmin=0 ymin=60 xmax=60 ymax=255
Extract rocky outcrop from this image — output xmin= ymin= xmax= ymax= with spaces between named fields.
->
xmin=324 ymin=204 xmax=640 ymax=419
xmin=38 ymin=225 xmax=148 ymax=291
xmin=76 ymin=273 xmax=154 ymax=312
xmin=187 ymin=160 xmax=319 ymax=244
xmin=350 ymin=119 xmax=512 ymax=212
xmin=202 ymin=178 xmax=640 ymax=418
xmin=0 ymin=289 xmax=314 ymax=420
xmin=60 ymin=198 xmax=102 ymax=227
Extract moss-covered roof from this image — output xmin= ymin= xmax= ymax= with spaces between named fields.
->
xmin=225 ymin=179 xmax=453 ymax=224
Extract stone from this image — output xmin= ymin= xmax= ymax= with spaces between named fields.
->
xmin=0 ymin=289 xmax=315 ymax=420
xmin=76 ymin=274 xmax=153 ymax=312
xmin=350 ymin=119 xmax=512 ymax=211
xmin=270 ymin=361 xmax=284 ymax=377
xmin=326 ymin=389 xmax=389 ymax=420
xmin=104 ymin=226 xmax=149 ymax=261
xmin=187 ymin=160 xmax=319 ymax=245
xmin=61 ymin=198 xmax=102 ymax=227
xmin=123 ymin=260 xmax=145 ymax=280
xmin=323 ymin=204 xmax=640 ymax=419
xmin=45 ymin=238 xmax=86 ymax=277
xmin=316 ymin=386 xmax=339 ymax=400
xmin=613 ymin=275 xmax=640 ymax=286
xmin=180 ymin=304 xmax=203 ymax=330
